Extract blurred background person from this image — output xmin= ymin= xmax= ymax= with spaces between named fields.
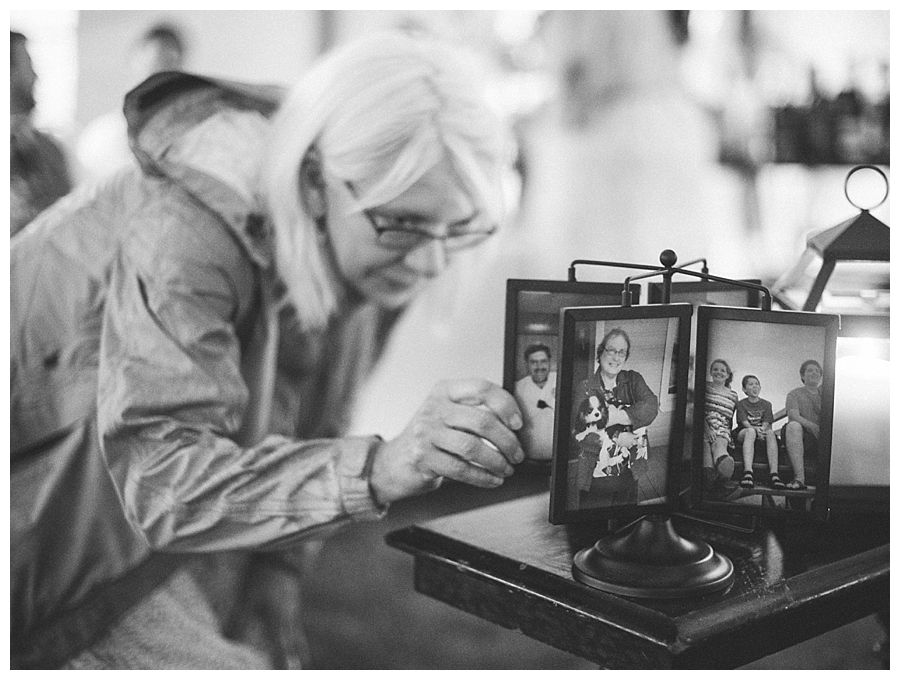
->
xmin=515 ymin=11 xmax=742 ymax=276
xmin=10 ymin=30 xmax=73 ymax=237
xmin=75 ymin=21 xmax=188 ymax=183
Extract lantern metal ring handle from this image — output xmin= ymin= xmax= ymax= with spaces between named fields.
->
xmin=844 ymin=164 xmax=889 ymax=211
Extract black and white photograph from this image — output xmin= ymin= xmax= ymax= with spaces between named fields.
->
xmin=549 ymin=304 xmax=690 ymax=523
xmin=692 ymin=306 xmax=839 ymax=518
xmin=8 ymin=9 xmax=888 ymax=671
xmin=503 ymin=279 xmax=638 ymax=461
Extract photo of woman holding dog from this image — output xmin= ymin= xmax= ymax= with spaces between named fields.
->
xmin=572 ymin=328 xmax=660 ymax=509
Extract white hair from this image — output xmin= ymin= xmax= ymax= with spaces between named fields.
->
xmin=262 ymin=32 xmax=507 ymax=331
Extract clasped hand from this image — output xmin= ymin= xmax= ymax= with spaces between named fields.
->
xmin=369 ymin=379 xmax=525 ymax=505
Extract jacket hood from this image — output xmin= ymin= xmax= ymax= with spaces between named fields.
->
xmin=124 ymin=71 xmax=286 ymax=269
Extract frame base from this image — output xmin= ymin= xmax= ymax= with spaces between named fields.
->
xmin=572 ymin=514 xmax=734 ymax=598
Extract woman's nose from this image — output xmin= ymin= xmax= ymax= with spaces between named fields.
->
xmin=403 ymin=238 xmax=449 ymax=278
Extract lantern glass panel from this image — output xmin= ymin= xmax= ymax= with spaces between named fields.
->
xmin=821 ymin=261 xmax=890 ymax=313
xmin=773 ymin=249 xmax=824 ymax=309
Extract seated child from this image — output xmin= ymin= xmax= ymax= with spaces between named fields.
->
xmin=736 ymin=375 xmax=784 ymax=489
xmin=703 ymin=359 xmax=738 ymax=486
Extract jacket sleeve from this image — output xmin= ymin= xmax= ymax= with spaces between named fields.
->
xmin=622 ymin=371 xmax=659 ymax=430
xmin=97 ymin=206 xmax=386 ymax=554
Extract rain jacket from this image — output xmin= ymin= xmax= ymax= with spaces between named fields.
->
xmin=10 ymin=72 xmax=400 ymax=668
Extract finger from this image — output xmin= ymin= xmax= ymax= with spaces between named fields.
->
xmin=431 ymin=427 xmax=514 ymax=478
xmin=440 ymin=401 xmax=525 ymax=464
xmin=425 ymin=448 xmax=506 ymax=488
xmin=444 ymin=379 xmax=523 ymax=431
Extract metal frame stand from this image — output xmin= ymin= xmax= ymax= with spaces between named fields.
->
xmin=566 ymin=249 xmax=773 ymax=598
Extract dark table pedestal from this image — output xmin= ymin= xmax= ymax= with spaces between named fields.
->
xmin=387 ymin=493 xmax=888 ymax=669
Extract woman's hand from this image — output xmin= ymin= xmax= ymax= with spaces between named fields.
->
xmin=369 ymin=379 xmax=524 ymax=505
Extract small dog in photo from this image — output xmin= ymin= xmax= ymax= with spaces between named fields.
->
xmin=573 ymin=390 xmax=631 ymax=479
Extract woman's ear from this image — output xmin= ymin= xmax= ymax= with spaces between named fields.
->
xmin=298 ymin=148 xmax=328 ymax=222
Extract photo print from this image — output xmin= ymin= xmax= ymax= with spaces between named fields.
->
xmin=692 ymin=306 xmax=838 ymax=518
xmin=549 ymin=304 xmax=691 ymax=524
xmin=503 ymin=279 xmax=639 ymax=462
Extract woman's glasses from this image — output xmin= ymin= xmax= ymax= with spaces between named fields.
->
xmin=602 ymin=347 xmax=628 ymax=359
xmin=345 ymin=181 xmax=496 ymax=252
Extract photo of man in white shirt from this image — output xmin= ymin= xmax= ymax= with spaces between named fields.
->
xmin=514 ymin=344 xmax=557 ymax=460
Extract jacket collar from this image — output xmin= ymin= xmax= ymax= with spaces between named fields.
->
xmin=124 ymin=71 xmax=286 ymax=270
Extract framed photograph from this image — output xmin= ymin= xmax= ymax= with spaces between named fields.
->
xmin=548 ymin=303 xmax=692 ymax=524
xmin=691 ymin=306 xmax=838 ymax=519
xmin=504 ymin=279 xmax=640 ymax=462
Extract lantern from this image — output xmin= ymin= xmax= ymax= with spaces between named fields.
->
xmin=772 ymin=164 xmax=889 ymax=319
xmin=773 ymin=164 xmax=889 ymax=510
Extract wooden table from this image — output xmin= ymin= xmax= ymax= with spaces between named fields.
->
xmin=386 ymin=493 xmax=888 ymax=669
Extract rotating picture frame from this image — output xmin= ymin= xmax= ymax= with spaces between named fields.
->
xmin=503 ymin=279 xmax=640 ymax=462
xmin=691 ymin=305 xmax=838 ymax=519
xmin=548 ymin=303 xmax=692 ymax=524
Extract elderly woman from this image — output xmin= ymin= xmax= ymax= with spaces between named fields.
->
xmin=10 ymin=34 xmax=522 ymax=669
xmin=574 ymin=328 xmax=659 ymax=508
